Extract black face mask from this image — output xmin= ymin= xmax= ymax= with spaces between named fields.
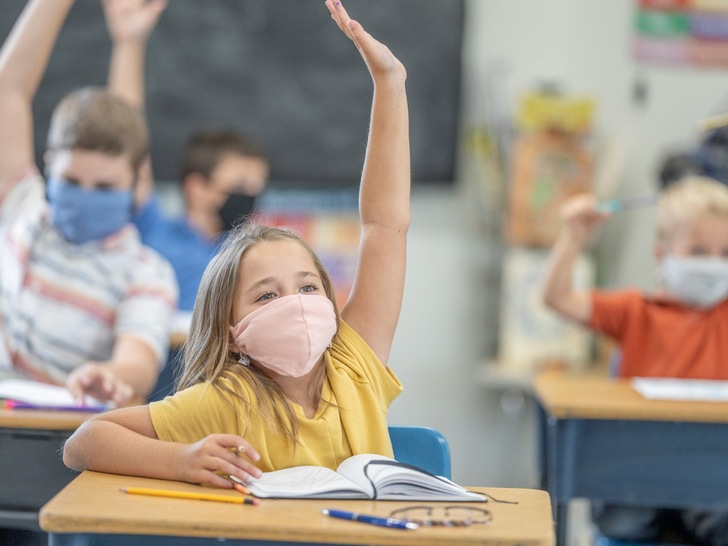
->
xmin=219 ymin=193 xmax=256 ymax=232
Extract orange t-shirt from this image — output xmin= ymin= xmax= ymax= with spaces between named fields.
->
xmin=590 ymin=290 xmax=728 ymax=379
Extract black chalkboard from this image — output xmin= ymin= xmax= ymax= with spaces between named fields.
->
xmin=1 ymin=0 xmax=464 ymax=186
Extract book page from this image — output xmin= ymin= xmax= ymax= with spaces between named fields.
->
xmin=337 ymin=454 xmax=486 ymax=502
xmin=336 ymin=453 xmax=392 ymax=498
xmin=246 ymin=465 xmax=368 ymax=499
xmin=632 ymin=377 xmax=728 ymax=402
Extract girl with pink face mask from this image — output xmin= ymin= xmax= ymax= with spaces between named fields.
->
xmin=63 ymin=0 xmax=410 ymax=490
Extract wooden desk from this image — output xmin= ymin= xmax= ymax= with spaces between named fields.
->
xmin=40 ymin=471 xmax=555 ymax=546
xmin=534 ymin=373 xmax=728 ymax=546
xmin=0 ymin=408 xmax=92 ymax=530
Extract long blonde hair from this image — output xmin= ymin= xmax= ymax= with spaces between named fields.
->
xmin=177 ymin=223 xmax=340 ymax=443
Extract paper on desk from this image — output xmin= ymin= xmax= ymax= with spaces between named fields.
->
xmin=632 ymin=377 xmax=728 ymax=402
xmin=0 ymin=378 xmax=103 ymax=407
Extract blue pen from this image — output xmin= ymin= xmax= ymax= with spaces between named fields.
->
xmin=321 ymin=509 xmax=418 ymax=530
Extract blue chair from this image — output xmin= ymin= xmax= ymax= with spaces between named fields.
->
xmin=388 ymin=425 xmax=451 ymax=479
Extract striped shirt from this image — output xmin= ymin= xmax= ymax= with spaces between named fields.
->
xmin=0 ymin=169 xmax=178 ymax=385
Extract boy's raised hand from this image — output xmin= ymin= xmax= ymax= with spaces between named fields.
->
xmin=560 ymin=193 xmax=610 ymax=247
xmin=325 ymin=0 xmax=406 ymax=83
xmin=102 ymin=0 xmax=167 ymax=44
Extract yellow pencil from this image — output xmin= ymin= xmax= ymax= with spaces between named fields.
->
xmin=121 ymin=487 xmax=258 ymax=505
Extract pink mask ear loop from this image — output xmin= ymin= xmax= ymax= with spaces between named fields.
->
xmin=228 ymin=325 xmax=250 ymax=366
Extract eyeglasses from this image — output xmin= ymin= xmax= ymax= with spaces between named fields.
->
xmin=388 ymin=505 xmax=493 ymax=527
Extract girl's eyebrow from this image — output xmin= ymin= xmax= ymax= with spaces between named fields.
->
xmin=245 ymin=271 xmax=320 ymax=294
xmin=246 ymin=276 xmax=275 ymax=295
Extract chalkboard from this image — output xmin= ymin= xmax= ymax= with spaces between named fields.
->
xmin=1 ymin=0 xmax=464 ymax=186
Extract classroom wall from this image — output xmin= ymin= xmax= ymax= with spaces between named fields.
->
xmin=387 ymin=0 xmax=728 ymax=487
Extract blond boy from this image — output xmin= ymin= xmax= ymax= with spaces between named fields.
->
xmin=542 ymin=176 xmax=728 ymax=543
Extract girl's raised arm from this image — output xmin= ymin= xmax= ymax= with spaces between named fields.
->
xmin=327 ymin=0 xmax=411 ymax=366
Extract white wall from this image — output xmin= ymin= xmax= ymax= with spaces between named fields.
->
xmin=388 ymin=0 xmax=728 ymax=487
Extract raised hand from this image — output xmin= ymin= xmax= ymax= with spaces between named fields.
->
xmin=102 ymin=0 xmax=167 ymax=44
xmin=560 ymin=193 xmax=610 ymax=247
xmin=178 ymin=434 xmax=262 ymax=489
xmin=325 ymin=0 xmax=406 ymax=83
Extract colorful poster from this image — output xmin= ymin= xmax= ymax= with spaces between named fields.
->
xmin=257 ymin=190 xmax=360 ymax=307
xmin=635 ymin=0 xmax=728 ymax=66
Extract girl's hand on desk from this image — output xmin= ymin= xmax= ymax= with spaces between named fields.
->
xmin=66 ymin=362 xmax=134 ymax=406
xmin=179 ymin=434 xmax=262 ymax=489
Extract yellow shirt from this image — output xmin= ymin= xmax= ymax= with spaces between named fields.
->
xmin=149 ymin=320 xmax=402 ymax=471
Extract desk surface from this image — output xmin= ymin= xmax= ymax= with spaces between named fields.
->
xmin=40 ymin=471 xmax=555 ymax=546
xmin=534 ymin=372 xmax=728 ymax=423
xmin=0 ymin=407 xmax=94 ymax=430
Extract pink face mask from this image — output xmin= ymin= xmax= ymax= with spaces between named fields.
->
xmin=231 ymin=294 xmax=337 ymax=377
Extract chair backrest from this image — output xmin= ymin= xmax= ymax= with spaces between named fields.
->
xmin=388 ymin=425 xmax=452 ymax=479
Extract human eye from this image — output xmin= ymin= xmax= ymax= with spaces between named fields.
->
xmin=300 ymin=284 xmax=318 ymax=293
xmin=255 ymin=292 xmax=276 ymax=302
xmin=690 ymin=245 xmax=708 ymax=257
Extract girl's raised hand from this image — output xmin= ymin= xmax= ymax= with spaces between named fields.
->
xmin=325 ymin=0 xmax=406 ymax=83
xmin=178 ymin=434 xmax=262 ymax=490
xmin=102 ymin=0 xmax=167 ymax=44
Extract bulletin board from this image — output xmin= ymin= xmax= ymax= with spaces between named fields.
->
xmin=635 ymin=0 xmax=728 ymax=66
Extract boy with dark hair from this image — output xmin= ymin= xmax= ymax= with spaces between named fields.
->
xmin=103 ymin=0 xmax=269 ymax=311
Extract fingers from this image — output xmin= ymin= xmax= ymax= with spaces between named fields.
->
xmin=183 ymin=435 xmax=263 ymax=488
xmin=65 ymin=369 xmax=87 ymax=405
xmin=66 ymin=363 xmax=134 ymax=405
xmin=326 ymin=0 xmax=357 ymax=43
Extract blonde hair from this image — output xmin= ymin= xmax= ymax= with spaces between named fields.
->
xmin=657 ymin=176 xmax=728 ymax=244
xmin=47 ymin=87 xmax=149 ymax=173
xmin=177 ymin=223 xmax=340 ymax=444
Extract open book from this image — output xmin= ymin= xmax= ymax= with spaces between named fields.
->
xmin=245 ymin=454 xmax=486 ymax=501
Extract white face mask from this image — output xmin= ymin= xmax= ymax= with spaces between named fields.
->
xmin=661 ymin=255 xmax=728 ymax=308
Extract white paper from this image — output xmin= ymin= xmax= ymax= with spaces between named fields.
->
xmin=0 ymin=378 xmax=76 ymax=405
xmin=632 ymin=377 xmax=728 ymax=402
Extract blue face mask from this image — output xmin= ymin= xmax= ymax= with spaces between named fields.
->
xmin=47 ymin=178 xmax=133 ymax=244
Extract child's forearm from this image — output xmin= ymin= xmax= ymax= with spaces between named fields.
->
xmin=541 ymin=230 xmax=592 ymax=323
xmin=63 ymin=419 xmax=182 ymax=480
xmin=108 ymin=40 xmax=147 ymax=110
xmin=359 ymin=77 xmax=410 ymax=230
xmin=0 ymin=0 xmax=75 ymax=99
xmin=0 ymin=0 xmax=75 ymax=187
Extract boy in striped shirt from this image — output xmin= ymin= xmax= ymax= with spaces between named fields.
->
xmin=0 ymin=0 xmax=178 ymax=405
